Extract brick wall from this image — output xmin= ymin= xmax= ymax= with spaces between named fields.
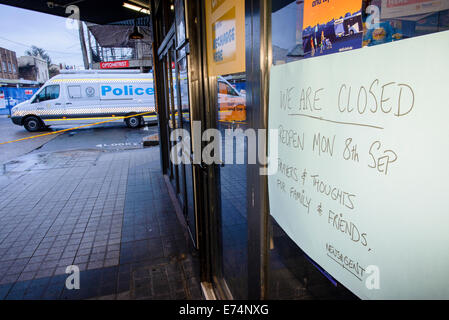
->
xmin=0 ymin=48 xmax=19 ymax=80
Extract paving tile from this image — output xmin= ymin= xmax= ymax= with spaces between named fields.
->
xmin=0 ymin=148 xmax=201 ymax=300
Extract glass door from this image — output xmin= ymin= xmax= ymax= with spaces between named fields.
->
xmin=166 ymin=45 xmax=181 ymax=194
xmin=175 ymin=47 xmax=197 ymax=245
xmin=215 ymin=72 xmax=248 ymax=299
xmin=160 ymin=35 xmax=197 ymax=246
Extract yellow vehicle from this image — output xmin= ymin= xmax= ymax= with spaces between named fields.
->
xmin=218 ymin=76 xmax=246 ymax=123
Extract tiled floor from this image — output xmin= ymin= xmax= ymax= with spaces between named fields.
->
xmin=0 ymin=147 xmax=202 ymax=299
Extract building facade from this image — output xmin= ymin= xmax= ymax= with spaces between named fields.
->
xmin=0 ymin=47 xmax=19 ymax=80
xmin=18 ymin=55 xmax=49 ymax=84
xmin=149 ymin=0 xmax=449 ymax=300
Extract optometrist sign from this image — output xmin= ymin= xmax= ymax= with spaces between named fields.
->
xmin=100 ymin=60 xmax=129 ymax=69
xmin=268 ymin=30 xmax=449 ymax=299
xmin=205 ymin=0 xmax=245 ymax=76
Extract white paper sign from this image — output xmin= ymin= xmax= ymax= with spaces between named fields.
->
xmin=268 ymin=30 xmax=449 ymax=299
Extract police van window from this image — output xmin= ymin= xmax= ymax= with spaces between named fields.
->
xmin=46 ymin=85 xmax=60 ymax=100
xmin=68 ymin=86 xmax=82 ymax=99
xmin=32 ymin=85 xmax=60 ymax=103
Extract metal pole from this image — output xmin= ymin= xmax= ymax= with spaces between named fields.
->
xmin=78 ymin=20 xmax=89 ymax=69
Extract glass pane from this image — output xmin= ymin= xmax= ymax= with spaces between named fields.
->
xmin=362 ymin=0 xmax=449 ymax=47
xmin=37 ymin=88 xmax=47 ymax=102
xmin=272 ymin=1 xmax=305 ymax=65
xmin=178 ymin=54 xmax=196 ymax=243
xmin=269 ymin=0 xmax=449 ymax=300
xmin=165 ymin=54 xmax=175 ymax=180
xmin=269 ymin=0 xmax=358 ymax=300
xmin=47 ymin=85 xmax=59 ymax=100
xmin=217 ymin=72 xmax=247 ymax=299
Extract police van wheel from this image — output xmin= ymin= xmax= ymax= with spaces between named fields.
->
xmin=23 ymin=116 xmax=43 ymax=132
xmin=125 ymin=116 xmax=141 ymax=129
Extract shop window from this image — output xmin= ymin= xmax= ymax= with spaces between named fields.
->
xmin=269 ymin=0 xmax=449 ymax=300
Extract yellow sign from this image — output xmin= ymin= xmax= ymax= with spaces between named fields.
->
xmin=205 ymin=0 xmax=245 ymax=76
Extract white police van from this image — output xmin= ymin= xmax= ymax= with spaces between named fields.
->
xmin=10 ymin=70 xmax=156 ymax=132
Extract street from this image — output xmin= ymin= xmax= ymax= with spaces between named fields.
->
xmin=0 ymin=115 xmax=159 ymax=165
xmin=0 ymin=116 xmax=60 ymax=165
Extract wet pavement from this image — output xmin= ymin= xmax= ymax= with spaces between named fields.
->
xmin=0 ymin=121 xmax=201 ymax=300
xmin=0 ymin=116 xmax=61 ymax=166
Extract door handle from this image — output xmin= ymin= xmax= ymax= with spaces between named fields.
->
xmin=55 ymin=103 xmax=62 ymax=106
xmin=66 ymin=102 xmax=72 ymax=105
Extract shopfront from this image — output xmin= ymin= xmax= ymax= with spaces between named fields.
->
xmin=151 ymin=0 xmax=449 ymax=299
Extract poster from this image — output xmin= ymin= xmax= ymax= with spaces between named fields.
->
xmin=381 ymin=0 xmax=449 ymax=19
xmin=205 ymin=0 xmax=245 ymax=76
xmin=302 ymin=0 xmax=363 ymax=58
xmin=268 ymin=30 xmax=449 ymax=299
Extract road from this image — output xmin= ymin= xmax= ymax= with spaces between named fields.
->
xmin=0 ymin=116 xmax=61 ymax=165
xmin=0 ymin=115 xmax=158 ymax=165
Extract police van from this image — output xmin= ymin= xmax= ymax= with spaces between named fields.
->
xmin=10 ymin=70 xmax=156 ymax=132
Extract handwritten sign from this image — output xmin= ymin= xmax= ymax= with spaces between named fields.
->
xmin=268 ymin=30 xmax=449 ymax=299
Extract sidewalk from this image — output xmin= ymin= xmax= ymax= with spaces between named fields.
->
xmin=0 ymin=146 xmax=202 ymax=300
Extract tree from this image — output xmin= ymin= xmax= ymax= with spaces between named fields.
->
xmin=25 ymin=46 xmax=52 ymax=67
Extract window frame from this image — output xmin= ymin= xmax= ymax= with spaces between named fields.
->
xmin=32 ymin=84 xmax=61 ymax=103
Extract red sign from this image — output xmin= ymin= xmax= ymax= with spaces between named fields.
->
xmin=100 ymin=60 xmax=130 ymax=69
xmin=25 ymin=90 xmax=33 ymax=95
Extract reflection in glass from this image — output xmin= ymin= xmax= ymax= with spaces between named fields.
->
xmin=217 ymin=72 xmax=248 ymax=299
xmin=178 ymin=54 xmax=196 ymax=244
xmin=362 ymin=0 xmax=449 ymax=47
xmin=272 ymin=1 xmax=305 ymax=65
xmin=269 ymin=0 xmax=449 ymax=300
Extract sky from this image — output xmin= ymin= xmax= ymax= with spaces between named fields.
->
xmin=0 ymin=4 xmax=84 ymax=67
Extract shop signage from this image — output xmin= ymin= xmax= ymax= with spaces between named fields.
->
xmin=268 ymin=30 xmax=449 ymax=299
xmin=205 ymin=0 xmax=245 ymax=76
xmin=100 ymin=60 xmax=129 ymax=69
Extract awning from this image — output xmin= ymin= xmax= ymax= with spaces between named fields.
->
xmin=87 ymin=24 xmax=152 ymax=48
xmin=0 ymin=78 xmax=40 ymax=86
xmin=0 ymin=0 xmax=151 ymax=25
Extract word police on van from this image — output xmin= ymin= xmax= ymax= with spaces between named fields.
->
xmin=101 ymin=85 xmax=154 ymax=98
